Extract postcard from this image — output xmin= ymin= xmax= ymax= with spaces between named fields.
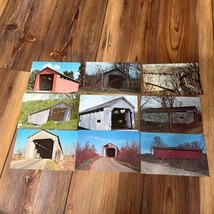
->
xmin=140 ymin=96 xmax=203 ymax=134
xmin=78 ymin=94 xmax=138 ymax=130
xmin=141 ymin=132 xmax=209 ymax=176
xmin=75 ymin=130 xmax=141 ymax=172
xmin=18 ymin=93 xmax=79 ymax=130
xmin=28 ymin=61 xmax=83 ymax=93
xmin=84 ymin=62 xmax=141 ymax=94
xmin=10 ymin=129 xmax=77 ymax=170
xmin=142 ymin=63 xmax=203 ymax=96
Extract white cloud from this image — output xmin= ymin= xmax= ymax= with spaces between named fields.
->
xmin=74 ymin=71 xmax=80 ymax=80
xmin=42 ymin=63 xmax=60 ymax=70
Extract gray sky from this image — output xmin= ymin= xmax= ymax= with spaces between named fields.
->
xmin=141 ymin=96 xmax=201 ymax=111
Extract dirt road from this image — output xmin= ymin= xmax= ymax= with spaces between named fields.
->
xmin=90 ymin=157 xmax=135 ymax=172
xmin=10 ymin=159 xmax=48 ymax=170
xmin=141 ymin=161 xmax=203 ymax=176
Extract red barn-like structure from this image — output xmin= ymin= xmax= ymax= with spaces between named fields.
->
xmin=153 ymin=146 xmax=203 ymax=159
xmin=33 ymin=67 xmax=79 ymax=93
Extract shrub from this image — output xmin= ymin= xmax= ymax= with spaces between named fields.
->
xmin=117 ymin=141 xmax=141 ymax=167
xmin=75 ymin=142 xmax=99 ymax=168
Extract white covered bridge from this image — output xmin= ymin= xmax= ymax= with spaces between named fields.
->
xmin=25 ymin=130 xmax=64 ymax=162
xmin=79 ymin=97 xmax=136 ymax=130
xmin=28 ymin=102 xmax=72 ymax=125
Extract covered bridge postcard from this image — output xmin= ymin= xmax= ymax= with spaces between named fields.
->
xmin=10 ymin=61 xmax=209 ymax=176
xmin=11 ymin=129 xmax=77 ymax=171
xmin=140 ymin=132 xmax=209 ymax=176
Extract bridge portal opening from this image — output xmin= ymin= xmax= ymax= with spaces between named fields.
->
xmin=106 ymin=148 xmax=116 ymax=157
xmin=40 ymin=74 xmax=54 ymax=91
xmin=33 ymin=139 xmax=54 ymax=159
xmin=112 ymin=108 xmax=132 ymax=129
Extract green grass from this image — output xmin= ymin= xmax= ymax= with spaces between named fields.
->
xmin=20 ymin=119 xmax=78 ymax=130
xmin=76 ymin=157 xmax=101 ymax=170
xmin=45 ymin=160 xmax=61 ymax=170
xmin=41 ymin=119 xmax=78 ymax=130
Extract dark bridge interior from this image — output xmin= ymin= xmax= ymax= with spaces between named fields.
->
xmin=40 ymin=74 xmax=54 ymax=91
xmin=112 ymin=108 xmax=132 ymax=129
xmin=106 ymin=148 xmax=116 ymax=157
xmin=33 ymin=139 xmax=54 ymax=159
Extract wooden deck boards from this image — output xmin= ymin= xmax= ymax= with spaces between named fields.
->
xmin=0 ymin=0 xmax=213 ymax=213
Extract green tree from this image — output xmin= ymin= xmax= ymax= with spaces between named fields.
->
xmin=63 ymin=71 xmax=74 ymax=79
xmin=27 ymin=70 xmax=39 ymax=90
xmin=77 ymin=62 xmax=86 ymax=87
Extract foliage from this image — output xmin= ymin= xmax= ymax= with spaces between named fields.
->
xmin=77 ymin=62 xmax=86 ymax=87
xmin=27 ymin=70 xmax=39 ymax=90
xmin=19 ymin=94 xmax=78 ymax=125
xmin=63 ymin=70 xmax=74 ymax=79
xmin=75 ymin=142 xmax=99 ymax=168
xmin=150 ymin=136 xmax=167 ymax=153
xmin=117 ymin=141 xmax=141 ymax=167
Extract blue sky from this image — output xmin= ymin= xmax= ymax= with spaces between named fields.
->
xmin=79 ymin=94 xmax=138 ymax=112
xmin=13 ymin=129 xmax=78 ymax=155
xmin=141 ymin=132 xmax=206 ymax=154
xmin=31 ymin=61 xmax=81 ymax=80
xmin=77 ymin=130 xmax=140 ymax=155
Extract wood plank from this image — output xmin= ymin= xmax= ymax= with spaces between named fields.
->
xmin=142 ymin=175 xmax=200 ymax=213
xmin=0 ymin=70 xmax=29 ymax=175
xmin=97 ymin=0 xmax=198 ymax=63
xmin=115 ymin=173 xmax=144 ymax=214
xmin=198 ymin=0 xmax=214 ymax=213
xmin=65 ymin=171 xmax=119 ymax=214
xmin=155 ymin=0 xmax=198 ymax=63
xmin=39 ymin=0 xmax=108 ymax=62
xmin=0 ymin=0 xmax=57 ymax=71
xmin=0 ymin=0 xmax=8 ymax=18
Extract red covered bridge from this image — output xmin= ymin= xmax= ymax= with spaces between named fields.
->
xmin=153 ymin=146 xmax=203 ymax=159
xmin=33 ymin=67 xmax=79 ymax=93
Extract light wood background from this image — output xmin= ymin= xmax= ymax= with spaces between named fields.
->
xmin=0 ymin=0 xmax=213 ymax=213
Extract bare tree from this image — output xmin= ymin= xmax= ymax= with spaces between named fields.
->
xmin=112 ymin=62 xmax=140 ymax=88
xmin=150 ymin=136 xmax=167 ymax=153
xmin=153 ymin=96 xmax=176 ymax=131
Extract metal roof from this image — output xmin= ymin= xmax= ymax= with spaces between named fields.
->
xmin=79 ymin=96 xmax=135 ymax=115
xmin=142 ymin=106 xmax=198 ymax=113
xmin=28 ymin=102 xmax=72 ymax=116
xmin=153 ymin=146 xmax=202 ymax=151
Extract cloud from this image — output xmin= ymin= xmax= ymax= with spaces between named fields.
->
xmin=42 ymin=63 xmax=60 ymax=70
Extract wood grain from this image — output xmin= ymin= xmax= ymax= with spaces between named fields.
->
xmin=0 ymin=0 xmax=213 ymax=213
xmin=39 ymin=0 xmax=108 ymax=62
xmin=198 ymin=0 xmax=214 ymax=213
xmin=0 ymin=0 xmax=57 ymax=70
xmin=142 ymin=175 xmax=200 ymax=214
xmin=65 ymin=171 xmax=119 ymax=214
xmin=0 ymin=70 xmax=29 ymax=175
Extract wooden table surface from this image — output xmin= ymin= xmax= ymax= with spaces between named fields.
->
xmin=0 ymin=1 xmax=213 ymax=213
